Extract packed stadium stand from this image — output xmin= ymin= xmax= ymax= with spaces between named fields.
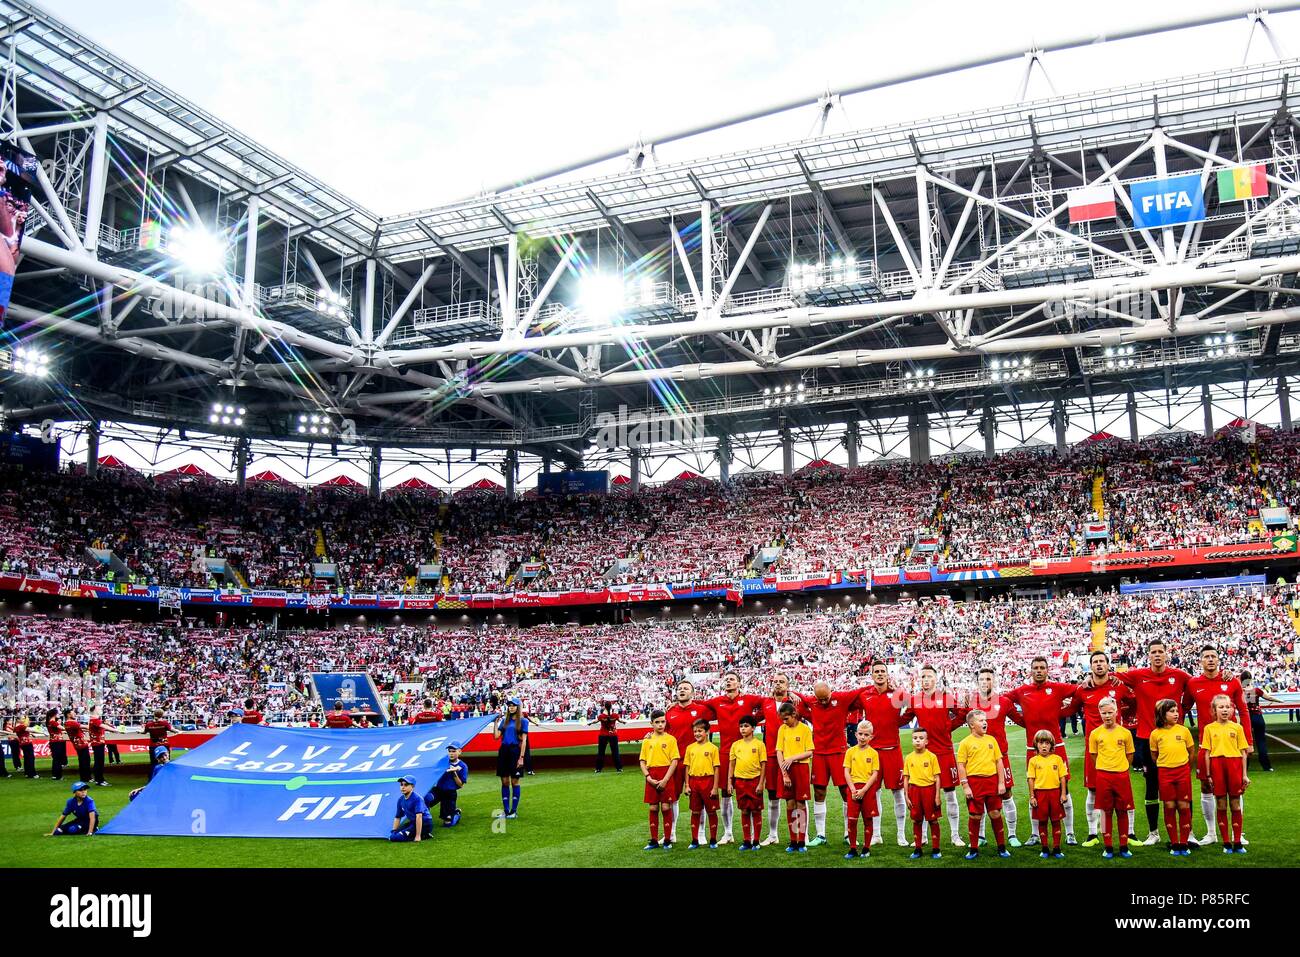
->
xmin=0 ymin=432 xmax=1292 ymax=595
xmin=4 ymin=584 xmax=1296 ymax=727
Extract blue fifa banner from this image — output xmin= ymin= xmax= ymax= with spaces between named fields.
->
xmin=1129 ymin=174 xmax=1205 ymax=229
xmin=100 ymin=719 xmax=494 ymax=838
xmin=312 ymin=672 xmax=388 ymax=725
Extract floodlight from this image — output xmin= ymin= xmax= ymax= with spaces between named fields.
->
xmin=169 ymin=225 xmax=227 ymax=275
xmin=578 ymin=274 xmax=625 ymax=322
xmin=12 ymin=345 xmax=51 ymax=377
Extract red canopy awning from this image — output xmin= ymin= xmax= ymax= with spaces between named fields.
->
xmin=1221 ymin=417 xmax=1272 ymax=434
xmin=1078 ymin=431 xmax=1123 ymax=445
xmin=797 ymin=459 xmax=843 ymax=472
xmin=158 ymin=463 xmax=212 ymax=480
xmin=611 ymin=474 xmax=632 ymax=485
xmin=393 ymin=476 xmax=436 ymax=491
xmin=96 ymin=454 xmax=129 ymax=470
xmin=454 ymin=477 xmax=504 ymax=496
xmin=319 ymin=474 xmax=365 ymax=490
xmin=670 ymin=470 xmax=708 ymax=483
xmin=249 ymin=469 xmax=293 ymax=485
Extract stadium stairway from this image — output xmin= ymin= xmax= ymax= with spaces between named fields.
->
xmin=313 ymin=528 xmax=327 ymax=559
xmin=1090 ymin=615 xmax=1107 ymax=652
xmin=1091 ymin=472 xmax=1105 ymax=519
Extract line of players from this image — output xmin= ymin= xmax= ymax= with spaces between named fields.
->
xmin=637 ymin=640 xmax=1257 ymax=857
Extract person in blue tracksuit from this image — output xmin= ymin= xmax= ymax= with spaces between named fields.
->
xmin=425 ymin=742 xmax=468 ymax=826
xmin=493 ymin=698 xmax=529 ymax=819
xmin=389 ymin=775 xmax=431 ymax=842
xmin=128 ymin=747 xmax=170 ymax=802
xmin=48 ymin=782 xmax=97 ymax=835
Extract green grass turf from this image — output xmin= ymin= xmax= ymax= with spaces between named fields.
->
xmin=2 ymin=722 xmax=1295 ymax=868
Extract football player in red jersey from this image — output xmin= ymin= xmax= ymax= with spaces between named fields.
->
xmin=959 ymin=667 xmax=1026 ymax=846
xmin=798 ymin=680 xmax=862 ymax=847
xmin=756 ymin=671 xmax=804 ymax=845
xmin=859 ymin=660 xmax=915 ymax=846
xmin=1008 ymin=656 xmax=1080 ymax=845
xmin=240 ymin=698 xmax=265 ymax=725
xmin=702 ymin=671 xmax=762 ymax=845
xmin=324 ymin=700 xmax=356 ymax=728
xmin=410 ymin=697 xmax=442 ymax=725
xmin=911 ymin=665 xmax=966 ymax=847
xmin=664 ymin=680 xmax=715 ymax=844
xmin=1111 ymin=638 xmax=1193 ymax=843
xmin=64 ymin=712 xmax=90 ymax=782
xmin=1184 ymin=646 xmax=1254 ymax=846
xmin=1071 ymin=650 xmax=1135 ymax=846
xmin=87 ymin=706 xmax=108 ymax=786
xmin=142 ymin=709 xmax=171 ymax=770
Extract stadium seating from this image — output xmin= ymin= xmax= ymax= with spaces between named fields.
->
xmin=0 ymin=432 xmax=1288 ymax=594
xmin=3 ymin=585 xmax=1294 ymax=727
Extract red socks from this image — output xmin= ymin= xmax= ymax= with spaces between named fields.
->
xmin=1231 ymin=808 xmax=1243 ymax=844
xmin=1164 ymin=806 xmax=1178 ymax=844
xmin=691 ymin=810 xmax=701 ymax=844
xmin=649 ymin=809 xmax=660 ymax=843
xmin=968 ymin=816 xmax=981 ymax=849
xmin=1217 ymin=807 xmax=1230 ymax=845
xmin=991 ymin=815 xmax=1005 ymax=848
xmin=786 ymin=806 xmax=804 ymax=844
xmin=1051 ymin=821 xmax=1061 ymax=851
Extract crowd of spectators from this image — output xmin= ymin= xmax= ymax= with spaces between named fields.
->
xmin=0 ymin=431 xmax=1292 ymax=594
xmin=4 ymin=584 xmax=1295 ymax=729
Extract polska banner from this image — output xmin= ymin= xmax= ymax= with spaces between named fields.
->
xmin=99 ymin=719 xmax=495 ymax=838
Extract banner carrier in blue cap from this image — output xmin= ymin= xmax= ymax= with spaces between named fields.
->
xmin=71 ymin=781 xmax=89 ymax=792
xmin=153 ymin=746 xmax=168 ymax=759
xmin=397 ymin=775 xmax=417 ymax=786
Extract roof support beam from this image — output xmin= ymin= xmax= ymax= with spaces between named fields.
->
xmin=386 ymin=250 xmax=1300 ymax=366
xmin=794 ymin=153 xmax=853 ymax=254
xmin=151 ymin=132 xmax=230 ymax=172
xmin=685 ymin=171 xmax=769 ymax=286
xmin=375 ymin=259 xmax=438 ymax=348
xmin=415 ymin=221 xmax=493 ymax=296
xmin=586 ymin=189 xmax=650 ymax=261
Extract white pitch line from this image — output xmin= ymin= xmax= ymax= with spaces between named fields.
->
xmin=1266 ymin=732 xmax=1300 ymax=753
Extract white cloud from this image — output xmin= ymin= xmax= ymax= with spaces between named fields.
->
xmin=39 ymin=0 xmax=1300 ymax=214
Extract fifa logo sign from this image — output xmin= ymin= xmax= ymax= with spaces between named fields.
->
xmin=591 ymin=404 xmax=705 ymax=451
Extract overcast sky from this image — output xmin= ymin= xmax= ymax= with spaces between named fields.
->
xmin=40 ymin=0 xmax=1300 ymax=215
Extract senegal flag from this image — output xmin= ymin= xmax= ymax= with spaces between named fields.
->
xmin=1217 ymin=164 xmax=1268 ymax=202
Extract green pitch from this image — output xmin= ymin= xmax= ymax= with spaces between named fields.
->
xmin=2 ymin=723 xmax=1296 ymax=868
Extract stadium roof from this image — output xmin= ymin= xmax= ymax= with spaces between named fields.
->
xmin=7 ymin=1 xmax=1300 ymax=465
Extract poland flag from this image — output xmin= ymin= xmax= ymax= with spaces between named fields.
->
xmin=1067 ymin=185 xmax=1117 ymax=224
